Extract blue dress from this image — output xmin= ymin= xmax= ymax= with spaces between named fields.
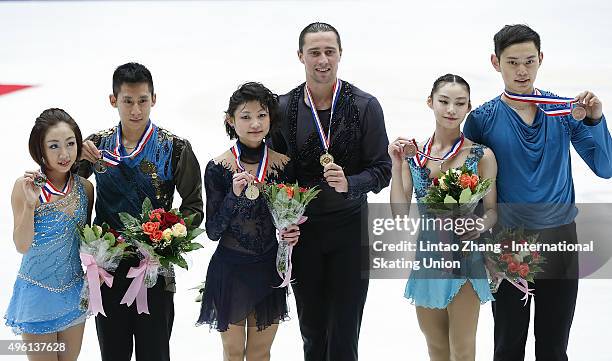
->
xmin=404 ymin=145 xmax=494 ymax=308
xmin=4 ymin=174 xmax=87 ymax=334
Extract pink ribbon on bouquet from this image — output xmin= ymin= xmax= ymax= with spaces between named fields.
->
xmin=120 ymin=253 xmax=158 ymax=314
xmin=494 ymin=273 xmax=535 ymax=306
xmin=80 ymin=253 xmax=114 ymax=317
xmin=275 ymin=216 xmax=308 ymax=288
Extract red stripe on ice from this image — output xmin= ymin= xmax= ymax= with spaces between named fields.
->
xmin=0 ymin=84 xmax=33 ymax=96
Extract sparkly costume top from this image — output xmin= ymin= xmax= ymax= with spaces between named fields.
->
xmin=204 ymin=142 xmax=293 ymax=255
xmin=17 ymin=174 xmax=86 ymax=293
xmin=269 ymin=81 xmax=392 ymax=223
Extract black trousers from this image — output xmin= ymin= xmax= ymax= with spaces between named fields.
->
xmin=292 ymin=212 xmax=369 ymax=361
xmin=492 ymin=222 xmax=579 ymax=361
xmin=95 ymin=260 xmax=175 ymax=361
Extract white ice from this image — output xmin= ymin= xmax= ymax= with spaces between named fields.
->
xmin=1 ymin=1 xmax=611 ymax=360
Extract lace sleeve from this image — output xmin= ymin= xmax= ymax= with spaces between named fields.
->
xmin=204 ymin=160 xmax=240 ymax=241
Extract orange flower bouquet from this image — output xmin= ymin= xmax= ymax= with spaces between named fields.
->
xmin=423 ymin=165 xmax=493 ymax=216
xmin=262 ymin=183 xmax=320 ymax=287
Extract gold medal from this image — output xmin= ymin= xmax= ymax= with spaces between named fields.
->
xmin=319 ymin=152 xmax=334 ymax=167
xmin=245 ymin=184 xmax=260 ymax=200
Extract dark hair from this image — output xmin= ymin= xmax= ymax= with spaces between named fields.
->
xmin=494 ymin=24 xmax=541 ymax=58
xmin=28 ymin=108 xmax=83 ymax=173
xmin=224 ymin=82 xmax=279 ymax=139
xmin=112 ymin=62 xmax=154 ymax=97
xmin=298 ymin=22 xmax=342 ymax=52
xmin=430 ymin=74 xmax=471 ymax=102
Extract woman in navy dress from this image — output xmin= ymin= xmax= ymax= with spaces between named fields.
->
xmin=197 ymin=82 xmax=300 ymax=361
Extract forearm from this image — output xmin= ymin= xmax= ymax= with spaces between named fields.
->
xmin=13 ymin=205 xmax=35 ymax=253
xmin=480 ymin=207 xmax=498 ymax=232
xmin=390 ymin=165 xmax=410 ymax=217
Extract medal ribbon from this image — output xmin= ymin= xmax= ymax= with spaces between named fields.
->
xmin=305 ymin=79 xmax=342 ymax=154
xmin=100 ymin=121 xmax=155 ymax=166
xmin=503 ymin=89 xmax=578 ymax=117
xmin=230 ymin=142 xmax=269 ymax=184
xmin=414 ymin=133 xmax=465 ymax=168
xmin=39 ymin=176 xmax=71 ymax=204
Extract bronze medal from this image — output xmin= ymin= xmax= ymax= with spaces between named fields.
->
xmin=94 ymin=159 xmax=108 ymax=174
xmin=572 ymin=104 xmax=587 ymax=121
xmin=404 ymin=143 xmax=417 ymax=158
xmin=319 ymin=152 xmax=334 ymax=167
xmin=33 ymin=172 xmax=47 ymax=188
xmin=245 ymin=184 xmax=260 ymax=200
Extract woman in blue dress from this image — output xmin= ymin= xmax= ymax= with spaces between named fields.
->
xmin=197 ymin=82 xmax=300 ymax=361
xmin=6 ymin=108 xmax=93 ymax=361
xmin=389 ymin=75 xmax=498 ymax=361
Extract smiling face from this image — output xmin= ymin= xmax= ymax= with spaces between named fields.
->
xmin=110 ymin=82 xmax=156 ymax=128
xmin=42 ymin=122 xmax=78 ymax=173
xmin=492 ymin=41 xmax=543 ymax=94
xmin=428 ymin=82 xmax=471 ymax=130
xmin=226 ymin=100 xmax=271 ymax=148
xmin=298 ymin=31 xmax=342 ymax=86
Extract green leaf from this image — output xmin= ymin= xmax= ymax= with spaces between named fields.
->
xmin=184 ymin=213 xmax=196 ymax=228
xmin=142 ymin=197 xmax=153 ymax=215
xmin=443 ymin=194 xmax=458 ymax=204
xmin=119 ymin=212 xmax=140 ymax=228
xmin=189 ymin=228 xmax=205 ymax=240
xmin=184 ymin=242 xmax=204 ymax=252
xmin=458 ymin=188 xmax=473 ymax=204
xmin=83 ymin=226 xmax=96 ymax=242
xmin=173 ymin=254 xmax=188 ymax=269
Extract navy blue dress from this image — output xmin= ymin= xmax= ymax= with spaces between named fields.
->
xmin=197 ymin=142 xmax=293 ymax=331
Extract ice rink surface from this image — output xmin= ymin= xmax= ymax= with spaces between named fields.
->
xmin=1 ymin=1 xmax=611 ymax=360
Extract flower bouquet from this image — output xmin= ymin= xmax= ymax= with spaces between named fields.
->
xmin=117 ymin=198 xmax=204 ymax=313
xmin=484 ymin=227 xmax=546 ymax=305
xmin=423 ymin=165 xmax=493 ymax=217
xmin=262 ymin=183 xmax=320 ymax=287
xmin=79 ymin=223 xmax=130 ymax=316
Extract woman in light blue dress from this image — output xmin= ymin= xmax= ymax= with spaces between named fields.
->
xmin=388 ymin=75 xmax=497 ymax=361
xmin=5 ymin=108 xmax=94 ymax=361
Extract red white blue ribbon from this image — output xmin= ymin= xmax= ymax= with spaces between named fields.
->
xmin=39 ymin=176 xmax=71 ymax=204
xmin=230 ymin=142 xmax=269 ymax=184
xmin=503 ymin=89 xmax=578 ymax=117
xmin=100 ymin=121 xmax=155 ymax=166
xmin=413 ymin=133 xmax=465 ymax=168
xmin=305 ymin=79 xmax=342 ymax=153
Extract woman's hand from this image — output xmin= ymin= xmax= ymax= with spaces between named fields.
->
xmin=22 ymin=171 xmax=42 ymax=207
xmin=81 ymin=140 xmax=102 ymax=163
xmin=232 ymin=171 xmax=255 ymax=197
xmin=388 ymin=137 xmax=415 ymax=166
xmin=279 ymin=224 xmax=300 ymax=246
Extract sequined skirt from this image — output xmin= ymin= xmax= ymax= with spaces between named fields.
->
xmin=4 ymin=275 xmax=86 ymax=334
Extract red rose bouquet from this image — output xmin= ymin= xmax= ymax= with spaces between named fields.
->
xmin=263 ymin=183 xmax=320 ymax=287
xmin=117 ymin=198 xmax=204 ymax=313
xmin=485 ymin=227 xmax=546 ymax=305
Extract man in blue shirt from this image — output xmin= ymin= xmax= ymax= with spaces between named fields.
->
xmin=464 ymin=24 xmax=612 ymax=361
